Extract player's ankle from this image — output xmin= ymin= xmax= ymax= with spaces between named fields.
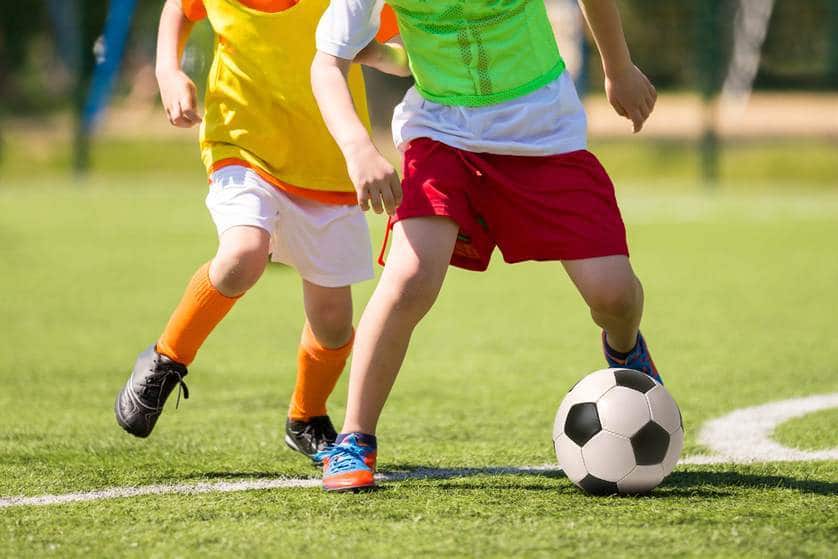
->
xmin=604 ymin=332 xmax=639 ymax=357
xmin=336 ymin=432 xmax=377 ymax=447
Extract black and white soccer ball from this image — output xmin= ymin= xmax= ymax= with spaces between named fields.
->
xmin=553 ymin=368 xmax=683 ymax=495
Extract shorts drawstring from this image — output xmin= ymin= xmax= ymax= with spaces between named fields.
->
xmin=377 ymin=142 xmax=483 ymax=269
xmin=377 ymin=215 xmax=394 ymax=266
xmin=455 ymin=150 xmax=483 ymax=177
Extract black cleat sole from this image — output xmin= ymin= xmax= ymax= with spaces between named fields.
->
xmin=114 ymin=391 xmax=151 ymax=438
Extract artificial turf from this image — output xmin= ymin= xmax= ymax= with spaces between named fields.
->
xmin=0 ymin=166 xmax=836 ymax=557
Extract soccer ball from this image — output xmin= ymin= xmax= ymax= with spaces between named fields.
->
xmin=552 ymin=368 xmax=683 ymax=495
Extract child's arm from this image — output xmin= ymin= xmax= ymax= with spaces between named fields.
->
xmin=156 ymin=0 xmax=201 ymax=128
xmin=354 ymin=37 xmax=411 ymax=77
xmin=311 ymin=51 xmax=402 ymax=215
xmin=578 ymin=0 xmax=656 ymax=133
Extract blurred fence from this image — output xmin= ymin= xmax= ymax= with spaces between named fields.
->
xmin=3 ymin=1 xmax=837 ymax=111
xmin=0 ymin=0 xmax=836 ymax=180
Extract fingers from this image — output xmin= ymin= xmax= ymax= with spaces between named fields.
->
xmin=369 ymin=185 xmax=385 ymax=214
xmin=357 ymin=187 xmax=371 ymax=212
xmin=379 ymin=184 xmax=396 ymax=215
xmin=644 ymin=81 xmax=657 ymax=116
xmin=611 ymin=99 xmax=629 ymax=119
xmin=163 ymin=84 xmax=201 ymax=127
xmin=180 ymin=105 xmax=202 ymax=125
xmin=357 ymin=175 xmax=403 ymax=216
xmin=608 ymin=67 xmax=658 ymax=133
xmin=358 ymin=184 xmax=385 ymax=214
xmin=629 ymin=94 xmax=655 ymax=133
xmin=165 ymin=101 xmax=198 ymax=127
xmin=629 ymin=109 xmax=644 ymax=133
xmin=177 ymin=97 xmax=201 ymax=127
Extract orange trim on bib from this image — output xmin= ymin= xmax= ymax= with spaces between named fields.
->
xmin=184 ymin=0 xmax=398 ymax=43
xmin=183 ymin=0 xmax=299 ymax=21
xmin=377 ymin=5 xmax=399 ymax=43
xmin=182 ymin=0 xmax=208 ymax=21
xmin=237 ymin=0 xmax=299 ymax=12
xmin=210 ymin=158 xmax=358 ymax=206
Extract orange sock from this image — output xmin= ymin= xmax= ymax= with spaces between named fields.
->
xmin=156 ymin=262 xmax=241 ymax=366
xmin=288 ymin=323 xmax=354 ymax=421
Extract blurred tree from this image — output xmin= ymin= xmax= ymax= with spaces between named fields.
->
xmin=70 ymin=0 xmax=108 ymax=174
xmin=830 ymin=0 xmax=838 ymax=87
xmin=695 ymin=0 xmax=733 ymax=184
xmin=0 ymin=2 xmax=47 ymax=108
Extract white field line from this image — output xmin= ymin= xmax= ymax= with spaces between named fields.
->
xmin=0 ymin=468 xmax=552 ymax=509
xmin=684 ymin=392 xmax=838 ymax=464
xmin=2 ymin=393 xmax=836 ymax=509
xmin=0 ymin=478 xmax=319 ymax=509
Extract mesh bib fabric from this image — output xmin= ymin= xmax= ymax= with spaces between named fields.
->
xmin=389 ymin=0 xmax=565 ymax=106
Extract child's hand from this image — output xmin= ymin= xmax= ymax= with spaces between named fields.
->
xmin=157 ymin=69 xmax=202 ymax=128
xmin=345 ymin=141 xmax=403 ymax=215
xmin=604 ymin=64 xmax=656 ymax=133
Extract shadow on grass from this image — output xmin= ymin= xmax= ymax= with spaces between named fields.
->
xmin=663 ymin=470 xmax=838 ymax=497
xmin=181 ymin=465 xmax=837 ymax=498
xmin=379 ymin=465 xmax=838 ymax=498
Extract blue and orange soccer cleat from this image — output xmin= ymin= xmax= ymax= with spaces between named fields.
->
xmin=316 ymin=433 xmax=378 ymax=492
xmin=602 ymin=331 xmax=664 ymax=384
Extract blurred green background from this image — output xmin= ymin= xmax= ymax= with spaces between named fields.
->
xmin=0 ymin=0 xmax=836 ymax=186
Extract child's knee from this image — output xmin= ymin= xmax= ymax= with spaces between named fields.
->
xmin=385 ymin=267 xmax=441 ymax=319
xmin=588 ymin=277 xmax=642 ymax=319
xmin=211 ymin=239 xmax=269 ymax=295
xmin=307 ymin=298 xmax=354 ymax=347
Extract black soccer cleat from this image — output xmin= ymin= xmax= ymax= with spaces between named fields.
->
xmin=115 ymin=344 xmax=189 ymax=438
xmin=284 ymin=415 xmax=338 ymax=464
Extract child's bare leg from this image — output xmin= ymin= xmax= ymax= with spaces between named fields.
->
xmin=342 ymin=217 xmax=460 ymax=435
xmin=117 ymin=225 xmax=270 ymax=437
xmin=302 ymin=281 xmax=354 ymax=348
xmin=155 ymin=225 xmax=270 ymax=364
xmin=286 ymin=281 xmax=354 ymax=425
xmin=209 ymin=225 xmax=271 ymax=296
xmin=562 ymin=255 xmax=643 ymax=352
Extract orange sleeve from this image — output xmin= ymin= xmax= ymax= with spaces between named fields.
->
xmin=181 ymin=0 xmax=208 ymax=22
xmin=375 ymin=4 xmax=399 ymax=43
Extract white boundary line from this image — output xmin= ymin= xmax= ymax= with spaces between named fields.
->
xmin=2 ymin=393 xmax=836 ymax=509
xmin=0 ymin=467 xmax=552 ymax=509
xmin=0 ymin=478 xmax=320 ymax=509
xmin=682 ymin=392 xmax=838 ymax=464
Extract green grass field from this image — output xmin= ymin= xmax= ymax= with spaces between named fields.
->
xmin=1 ymin=148 xmax=837 ymax=557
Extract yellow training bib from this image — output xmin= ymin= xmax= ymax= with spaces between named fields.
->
xmin=199 ymin=0 xmax=370 ymax=199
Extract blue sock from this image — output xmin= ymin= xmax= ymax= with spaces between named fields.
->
xmin=336 ymin=432 xmax=377 ymax=448
xmin=605 ymin=335 xmax=639 ymax=360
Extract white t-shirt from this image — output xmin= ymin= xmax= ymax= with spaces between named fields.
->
xmin=316 ymin=0 xmax=589 ymax=156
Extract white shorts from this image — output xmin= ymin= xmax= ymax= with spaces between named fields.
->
xmin=206 ymin=166 xmax=374 ymax=288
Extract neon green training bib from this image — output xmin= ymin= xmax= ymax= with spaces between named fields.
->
xmin=388 ymin=0 xmax=565 ymax=107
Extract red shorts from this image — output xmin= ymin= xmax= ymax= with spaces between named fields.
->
xmin=390 ymin=138 xmax=629 ymax=271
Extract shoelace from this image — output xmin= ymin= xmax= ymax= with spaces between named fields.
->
xmin=144 ymin=369 xmax=190 ymax=410
xmin=306 ymin=418 xmax=337 ymax=445
xmin=314 ymin=444 xmax=370 ymax=474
